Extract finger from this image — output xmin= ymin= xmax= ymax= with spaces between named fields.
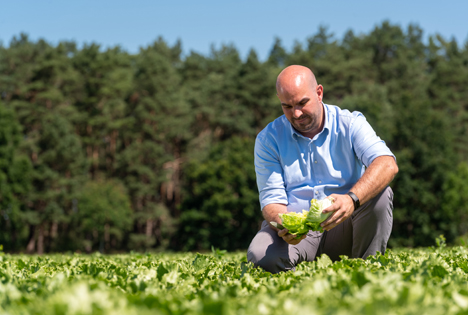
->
xmin=322 ymin=214 xmax=341 ymax=228
xmin=284 ymin=233 xmax=299 ymax=243
xmin=322 ymin=196 xmax=340 ymax=213
xmin=321 ymin=210 xmax=339 ymax=226
xmin=326 ymin=195 xmax=337 ymax=203
xmin=322 ymin=211 xmax=345 ymax=228
xmin=322 ymin=205 xmax=337 ymax=213
xmin=289 ymin=233 xmax=307 ymax=245
xmin=322 ymin=212 xmax=347 ymax=231
xmin=323 ymin=220 xmax=338 ymax=231
xmin=277 ymin=228 xmax=289 ymax=237
xmin=288 ymin=237 xmax=302 ymax=245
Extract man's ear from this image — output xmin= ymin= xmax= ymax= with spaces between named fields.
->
xmin=316 ymin=85 xmax=324 ymax=101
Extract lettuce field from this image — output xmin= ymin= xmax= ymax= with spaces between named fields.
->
xmin=2 ymin=245 xmax=468 ymax=315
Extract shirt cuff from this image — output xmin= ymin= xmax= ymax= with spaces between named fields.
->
xmin=361 ymin=141 xmax=396 ymax=166
xmin=259 ymin=189 xmax=288 ymax=210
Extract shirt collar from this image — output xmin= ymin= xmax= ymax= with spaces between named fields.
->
xmin=290 ymin=102 xmax=330 ymax=141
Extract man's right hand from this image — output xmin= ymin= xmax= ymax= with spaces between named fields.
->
xmin=263 ymin=203 xmax=307 ymax=245
xmin=277 ymin=228 xmax=307 ymax=245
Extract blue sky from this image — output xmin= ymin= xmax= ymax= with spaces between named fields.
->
xmin=1 ymin=0 xmax=467 ymax=60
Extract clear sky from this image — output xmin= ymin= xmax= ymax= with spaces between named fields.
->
xmin=1 ymin=0 xmax=467 ymax=60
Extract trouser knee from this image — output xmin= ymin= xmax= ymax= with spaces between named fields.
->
xmin=248 ymin=251 xmax=292 ymax=274
xmin=247 ymin=239 xmax=293 ymax=274
xmin=361 ymin=186 xmax=393 ymax=220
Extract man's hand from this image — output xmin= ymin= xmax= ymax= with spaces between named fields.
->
xmin=320 ymin=194 xmax=355 ymax=231
xmin=320 ymin=156 xmax=398 ymax=231
xmin=277 ymin=228 xmax=307 ymax=245
xmin=262 ymin=203 xmax=307 ymax=245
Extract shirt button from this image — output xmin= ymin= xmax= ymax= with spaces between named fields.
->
xmin=314 ymin=160 xmax=317 ymax=163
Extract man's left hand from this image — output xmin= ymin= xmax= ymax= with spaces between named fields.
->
xmin=320 ymin=194 xmax=355 ymax=231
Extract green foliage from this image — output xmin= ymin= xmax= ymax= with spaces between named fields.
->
xmin=0 ymin=103 xmax=32 ymax=251
xmin=179 ymin=136 xmax=261 ymax=250
xmin=2 ymin=248 xmax=468 ymax=314
xmin=1 ymin=22 xmax=468 ymax=252
xmin=72 ymin=179 xmax=133 ymax=252
xmin=440 ymin=163 xmax=468 ymax=241
xmin=436 ymin=235 xmax=447 ymax=249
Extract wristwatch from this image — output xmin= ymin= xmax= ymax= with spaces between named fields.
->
xmin=347 ymin=191 xmax=360 ymax=210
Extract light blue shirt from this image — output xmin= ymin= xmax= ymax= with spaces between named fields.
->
xmin=254 ymin=103 xmax=395 ymax=213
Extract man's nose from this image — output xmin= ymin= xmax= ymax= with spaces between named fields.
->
xmin=293 ymin=107 xmax=303 ymax=118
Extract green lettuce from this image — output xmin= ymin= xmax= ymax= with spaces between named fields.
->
xmin=306 ymin=198 xmax=334 ymax=232
xmin=272 ymin=198 xmax=335 ymax=237
xmin=278 ymin=210 xmax=309 ymax=236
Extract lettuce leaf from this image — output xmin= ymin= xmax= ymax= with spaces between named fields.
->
xmin=278 ymin=210 xmax=309 ymax=236
xmin=306 ymin=198 xmax=334 ymax=232
xmin=272 ymin=198 xmax=335 ymax=236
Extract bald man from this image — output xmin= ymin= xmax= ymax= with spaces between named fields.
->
xmin=247 ymin=65 xmax=398 ymax=273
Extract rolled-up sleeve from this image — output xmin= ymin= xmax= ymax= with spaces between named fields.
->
xmin=351 ymin=114 xmax=396 ymax=167
xmin=254 ymin=135 xmax=288 ymax=210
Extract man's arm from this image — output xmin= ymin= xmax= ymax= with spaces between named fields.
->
xmin=321 ymin=155 xmax=398 ymax=231
xmin=262 ymin=203 xmax=287 ymax=230
xmin=262 ymin=203 xmax=307 ymax=245
xmin=255 ymin=132 xmax=307 ymax=245
xmin=349 ymin=155 xmax=398 ymax=205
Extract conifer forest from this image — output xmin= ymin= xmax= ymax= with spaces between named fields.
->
xmin=2 ymin=22 xmax=468 ymax=253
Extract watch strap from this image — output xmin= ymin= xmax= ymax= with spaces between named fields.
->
xmin=347 ymin=191 xmax=360 ymax=210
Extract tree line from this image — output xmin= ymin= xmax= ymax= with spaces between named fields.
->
xmin=1 ymin=21 xmax=468 ymax=253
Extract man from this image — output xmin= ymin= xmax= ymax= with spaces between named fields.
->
xmin=247 ymin=65 xmax=398 ymax=273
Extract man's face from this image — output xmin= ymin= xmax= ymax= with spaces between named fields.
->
xmin=277 ymin=80 xmax=324 ymax=136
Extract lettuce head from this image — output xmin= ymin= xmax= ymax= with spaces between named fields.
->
xmin=273 ymin=197 xmax=335 ymax=237
xmin=306 ymin=198 xmax=335 ymax=232
xmin=278 ymin=210 xmax=309 ymax=236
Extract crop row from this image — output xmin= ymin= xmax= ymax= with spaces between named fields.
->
xmin=1 ymin=247 xmax=468 ymax=314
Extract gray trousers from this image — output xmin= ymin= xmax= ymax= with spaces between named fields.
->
xmin=247 ymin=186 xmax=393 ymax=273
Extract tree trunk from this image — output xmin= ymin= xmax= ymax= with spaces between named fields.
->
xmin=104 ymin=223 xmax=110 ymax=251
xmin=37 ymin=225 xmax=44 ymax=254
xmin=26 ymin=225 xmax=36 ymax=253
xmin=50 ymin=221 xmax=58 ymax=239
xmin=146 ymin=219 xmax=153 ymax=239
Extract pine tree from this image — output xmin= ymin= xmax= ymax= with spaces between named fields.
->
xmin=2 ymin=35 xmax=87 ymax=253
xmin=117 ymin=38 xmax=188 ymax=249
xmin=179 ymin=137 xmax=261 ymax=250
xmin=0 ymin=102 xmax=32 ymax=251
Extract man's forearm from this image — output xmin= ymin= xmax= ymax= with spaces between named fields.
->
xmin=262 ymin=203 xmax=288 ymax=231
xmin=350 ymin=155 xmax=398 ymax=205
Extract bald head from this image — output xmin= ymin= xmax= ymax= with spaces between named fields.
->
xmin=276 ymin=65 xmax=318 ymax=96
xmin=275 ymin=65 xmax=324 ymax=138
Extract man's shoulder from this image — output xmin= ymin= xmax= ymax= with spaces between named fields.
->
xmin=324 ymin=103 xmax=364 ymax=128
xmin=256 ymin=115 xmax=290 ymax=143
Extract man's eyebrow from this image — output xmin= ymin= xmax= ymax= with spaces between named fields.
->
xmin=281 ymin=98 xmax=310 ymax=107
